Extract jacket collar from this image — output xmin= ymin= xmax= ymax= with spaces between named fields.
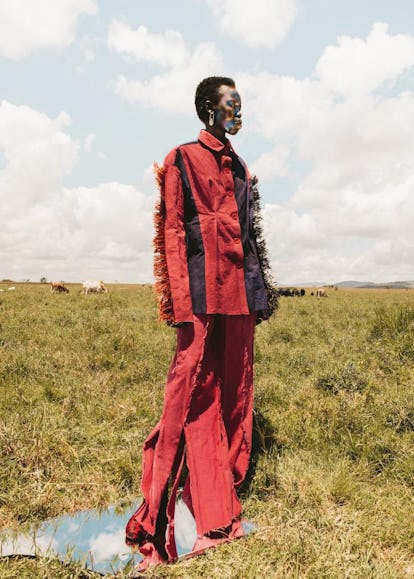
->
xmin=198 ymin=129 xmax=233 ymax=154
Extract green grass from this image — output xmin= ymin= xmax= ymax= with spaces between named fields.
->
xmin=1 ymin=284 xmax=414 ymax=578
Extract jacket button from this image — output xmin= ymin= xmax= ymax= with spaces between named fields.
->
xmin=227 ymin=190 xmax=233 ymax=197
xmin=234 ymin=238 xmax=240 ymax=244
xmin=237 ymin=263 xmax=243 ymax=269
xmin=232 ymin=212 xmax=238 ymax=220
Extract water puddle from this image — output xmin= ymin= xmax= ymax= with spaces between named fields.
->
xmin=0 ymin=499 xmax=255 ymax=575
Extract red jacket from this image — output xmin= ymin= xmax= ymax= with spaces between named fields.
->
xmin=154 ymin=129 xmax=277 ymax=325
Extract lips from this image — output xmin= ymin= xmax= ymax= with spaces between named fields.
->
xmin=227 ymin=121 xmax=242 ymax=135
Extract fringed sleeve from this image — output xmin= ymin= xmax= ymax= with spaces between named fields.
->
xmin=250 ymin=175 xmax=279 ymax=323
xmin=153 ymin=162 xmax=175 ymax=324
xmin=153 ymin=157 xmax=193 ymax=326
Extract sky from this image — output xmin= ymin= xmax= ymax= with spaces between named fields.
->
xmin=0 ymin=0 xmax=413 ymax=284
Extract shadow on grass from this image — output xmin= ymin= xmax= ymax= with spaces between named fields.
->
xmin=240 ymin=407 xmax=280 ymax=498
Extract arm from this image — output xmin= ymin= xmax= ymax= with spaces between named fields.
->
xmin=162 ymin=151 xmax=193 ymax=324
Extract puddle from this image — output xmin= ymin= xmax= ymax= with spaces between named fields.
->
xmin=0 ymin=499 xmax=255 ymax=575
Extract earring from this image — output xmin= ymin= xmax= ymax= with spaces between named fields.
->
xmin=208 ymin=110 xmax=214 ymax=126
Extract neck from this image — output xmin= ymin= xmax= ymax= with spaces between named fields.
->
xmin=204 ymin=124 xmax=227 ymax=143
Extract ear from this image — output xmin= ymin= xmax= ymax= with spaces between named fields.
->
xmin=205 ymin=99 xmax=213 ymax=113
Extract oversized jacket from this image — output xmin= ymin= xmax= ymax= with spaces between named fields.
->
xmin=153 ymin=129 xmax=278 ymax=325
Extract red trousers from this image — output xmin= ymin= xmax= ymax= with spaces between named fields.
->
xmin=126 ymin=313 xmax=255 ymax=561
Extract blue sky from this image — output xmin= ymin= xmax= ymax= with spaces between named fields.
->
xmin=0 ymin=0 xmax=413 ymax=283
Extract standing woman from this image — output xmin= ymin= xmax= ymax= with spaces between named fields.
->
xmin=126 ymin=76 xmax=277 ymax=572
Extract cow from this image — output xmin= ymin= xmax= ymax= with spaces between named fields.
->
xmin=277 ymin=287 xmax=304 ymax=297
xmin=277 ymin=288 xmax=294 ymax=297
xmin=7 ymin=286 xmax=15 ymax=291
xmin=317 ymin=287 xmax=328 ymax=298
xmin=82 ymin=280 xmax=107 ymax=294
xmin=51 ymin=281 xmax=69 ymax=293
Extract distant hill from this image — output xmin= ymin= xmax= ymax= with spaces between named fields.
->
xmin=279 ymin=282 xmax=328 ymax=288
xmin=279 ymin=280 xmax=414 ymax=289
xmin=335 ymin=280 xmax=414 ymax=289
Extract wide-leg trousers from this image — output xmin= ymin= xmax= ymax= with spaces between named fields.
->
xmin=125 ymin=313 xmax=255 ymax=561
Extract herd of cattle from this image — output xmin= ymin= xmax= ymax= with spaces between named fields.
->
xmin=277 ymin=287 xmax=329 ymax=298
xmin=50 ymin=280 xmax=107 ymax=294
xmin=2 ymin=282 xmax=331 ymax=298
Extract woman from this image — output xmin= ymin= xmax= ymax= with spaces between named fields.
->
xmin=126 ymin=76 xmax=277 ymax=572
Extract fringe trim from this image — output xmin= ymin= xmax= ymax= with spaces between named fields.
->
xmin=251 ymin=175 xmax=279 ymax=322
xmin=153 ymin=163 xmax=174 ymax=324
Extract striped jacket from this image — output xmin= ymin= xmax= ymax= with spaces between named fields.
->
xmin=153 ymin=129 xmax=277 ymax=325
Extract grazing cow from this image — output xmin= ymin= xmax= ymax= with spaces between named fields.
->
xmin=7 ymin=286 xmax=15 ymax=291
xmin=51 ymin=281 xmax=69 ymax=293
xmin=317 ymin=287 xmax=328 ymax=298
xmin=82 ymin=280 xmax=107 ymax=294
xmin=278 ymin=287 xmax=304 ymax=297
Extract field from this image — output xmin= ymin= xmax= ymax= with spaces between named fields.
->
xmin=0 ymin=283 xmax=414 ymax=578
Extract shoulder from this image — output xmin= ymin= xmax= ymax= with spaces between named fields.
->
xmin=163 ymin=140 xmax=200 ymax=168
xmin=163 ymin=147 xmax=179 ymax=169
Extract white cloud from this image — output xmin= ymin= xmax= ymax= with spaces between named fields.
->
xmin=109 ymin=23 xmax=223 ymax=114
xmin=84 ymin=48 xmax=95 ymax=62
xmin=205 ymin=0 xmax=298 ymax=48
xmin=88 ymin=528 xmax=125 ymax=563
xmin=315 ymin=22 xmax=414 ymax=98
xmin=0 ymin=101 xmax=78 ymax=211
xmin=108 ymin=21 xmax=188 ymax=68
xmin=0 ymin=0 xmax=98 ymax=60
xmin=242 ymin=23 xmax=414 ymax=283
xmin=250 ymin=146 xmax=291 ymax=182
xmin=84 ymin=133 xmax=96 ymax=152
xmin=0 ymin=101 xmax=153 ymax=282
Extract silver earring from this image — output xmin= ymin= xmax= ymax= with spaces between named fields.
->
xmin=208 ymin=110 xmax=214 ymax=126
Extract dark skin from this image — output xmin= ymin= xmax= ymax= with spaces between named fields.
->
xmin=204 ymin=84 xmax=242 ymax=142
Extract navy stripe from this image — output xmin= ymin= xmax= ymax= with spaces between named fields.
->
xmin=175 ymin=148 xmax=207 ymax=313
xmin=234 ymin=155 xmax=268 ymax=313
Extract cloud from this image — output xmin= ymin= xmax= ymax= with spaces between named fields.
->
xmin=315 ymin=22 xmax=414 ymax=97
xmin=108 ymin=21 xmax=188 ymax=68
xmin=0 ymin=528 xmax=58 ymax=557
xmin=0 ymin=101 xmax=78 ymax=211
xmin=109 ymin=22 xmax=223 ymax=114
xmin=204 ymin=0 xmax=298 ymax=48
xmin=250 ymin=146 xmax=291 ymax=182
xmin=0 ymin=0 xmax=98 ymax=60
xmin=241 ymin=23 xmax=414 ymax=283
xmin=88 ymin=528 xmax=125 ymax=563
xmin=0 ymin=101 xmax=154 ymax=282
xmin=84 ymin=133 xmax=96 ymax=152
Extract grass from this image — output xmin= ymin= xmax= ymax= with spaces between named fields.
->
xmin=1 ymin=283 xmax=414 ymax=577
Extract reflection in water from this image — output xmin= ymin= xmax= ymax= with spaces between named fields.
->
xmin=0 ymin=500 xmax=255 ymax=575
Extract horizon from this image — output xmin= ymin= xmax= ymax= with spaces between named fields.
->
xmin=2 ymin=277 xmax=414 ymax=288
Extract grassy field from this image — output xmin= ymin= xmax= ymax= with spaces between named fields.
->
xmin=0 ymin=283 xmax=413 ymax=578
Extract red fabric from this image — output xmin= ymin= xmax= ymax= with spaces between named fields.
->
xmin=161 ymin=130 xmax=252 ymax=323
xmin=126 ymin=313 xmax=255 ymax=561
xmin=162 ymin=154 xmax=193 ymax=322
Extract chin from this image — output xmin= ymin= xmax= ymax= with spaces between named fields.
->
xmin=227 ymin=125 xmax=242 ymax=135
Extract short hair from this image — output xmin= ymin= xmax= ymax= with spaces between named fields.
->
xmin=195 ymin=76 xmax=235 ymax=123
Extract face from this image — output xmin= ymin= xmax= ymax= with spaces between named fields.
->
xmin=214 ymin=85 xmax=242 ymax=135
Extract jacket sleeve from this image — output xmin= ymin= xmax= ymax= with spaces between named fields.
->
xmin=162 ymin=150 xmax=193 ymax=324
